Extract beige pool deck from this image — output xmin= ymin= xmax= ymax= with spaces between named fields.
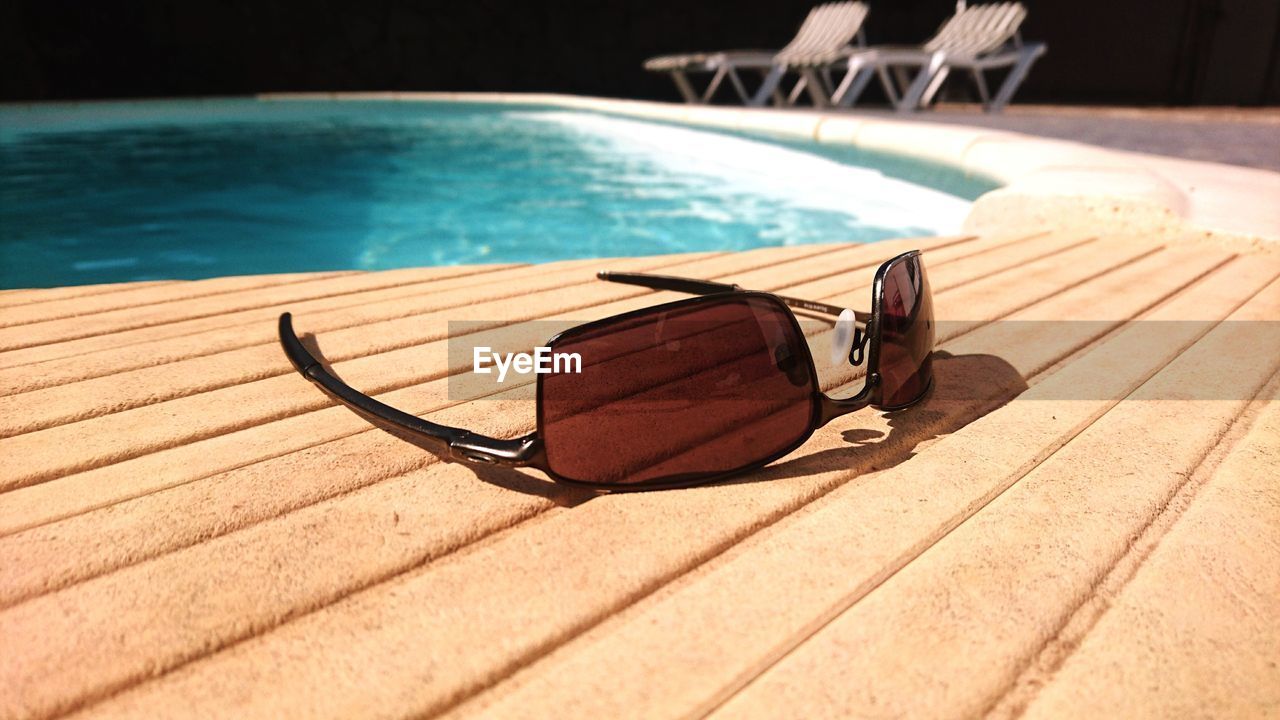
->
xmin=2 ymin=96 xmax=1279 ymax=719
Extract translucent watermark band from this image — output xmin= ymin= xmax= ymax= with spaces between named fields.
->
xmin=444 ymin=320 xmax=1280 ymax=402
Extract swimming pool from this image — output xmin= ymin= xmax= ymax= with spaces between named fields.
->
xmin=0 ymin=99 xmax=997 ymax=289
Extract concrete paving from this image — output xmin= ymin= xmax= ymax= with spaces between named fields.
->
xmin=868 ymin=104 xmax=1280 ymax=173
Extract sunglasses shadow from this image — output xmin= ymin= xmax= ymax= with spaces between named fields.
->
xmin=716 ymin=350 xmax=1028 ymax=487
xmin=293 ymin=331 xmax=592 ymax=507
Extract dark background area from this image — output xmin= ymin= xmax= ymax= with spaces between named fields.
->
xmin=3 ymin=0 xmax=1278 ymax=106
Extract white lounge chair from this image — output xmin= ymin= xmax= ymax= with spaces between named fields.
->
xmin=644 ymin=2 xmax=870 ymax=107
xmin=829 ymin=2 xmax=1046 ymax=112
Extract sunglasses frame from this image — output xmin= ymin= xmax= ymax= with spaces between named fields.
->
xmin=278 ymin=249 xmax=930 ymax=491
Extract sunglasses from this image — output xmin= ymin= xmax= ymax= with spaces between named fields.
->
xmin=278 ymin=250 xmax=934 ymax=490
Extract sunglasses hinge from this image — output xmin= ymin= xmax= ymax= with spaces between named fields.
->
xmin=448 ymin=432 xmax=543 ymax=467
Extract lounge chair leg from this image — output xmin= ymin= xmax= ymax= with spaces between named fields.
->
xmin=701 ymin=66 xmax=729 ymax=103
xmin=832 ymin=66 xmax=876 ymax=107
xmin=761 ymin=68 xmax=786 ymax=105
xmin=754 ymin=68 xmax=786 ymax=105
xmin=820 ymin=68 xmax=836 ymax=96
xmin=846 ymin=67 xmax=877 ymax=107
xmin=902 ymin=51 xmax=951 ymax=111
xmin=787 ymin=75 xmax=809 ymax=106
xmin=892 ymin=66 xmax=912 ymax=93
xmin=875 ymin=65 xmax=901 ymax=107
xmin=919 ymin=65 xmax=951 ymax=108
xmin=971 ymin=68 xmax=991 ymax=105
xmin=832 ymin=59 xmax=869 ymax=107
xmin=801 ymin=68 xmax=830 ymax=107
xmin=988 ymin=44 xmax=1045 ymax=112
xmin=724 ymin=67 xmax=752 ymax=104
xmin=670 ymin=71 xmax=699 ymax=104
xmin=831 ymin=63 xmax=856 ymax=106
xmin=749 ymin=66 xmax=786 ymax=107
xmin=898 ymin=58 xmax=942 ymax=112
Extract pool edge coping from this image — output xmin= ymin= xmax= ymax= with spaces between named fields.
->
xmin=257 ymin=91 xmax=1280 ymax=245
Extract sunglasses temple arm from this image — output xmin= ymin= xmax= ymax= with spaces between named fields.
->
xmin=277 ymin=313 xmax=541 ymax=467
xmin=596 ymin=271 xmax=870 ymax=324
xmin=596 ymin=271 xmax=740 ymax=295
xmin=772 ymin=293 xmax=872 ymax=326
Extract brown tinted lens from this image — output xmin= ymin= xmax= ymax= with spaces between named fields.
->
xmin=878 ymin=253 xmax=934 ymax=408
xmin=539 ymin=295 xmax=817 ymax=486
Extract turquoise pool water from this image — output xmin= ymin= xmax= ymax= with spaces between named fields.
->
xmin=0 ymin=99 xmax=998 ymax=288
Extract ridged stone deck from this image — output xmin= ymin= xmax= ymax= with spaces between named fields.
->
xmin=1 ymin=231 xmax=1277 ymax=719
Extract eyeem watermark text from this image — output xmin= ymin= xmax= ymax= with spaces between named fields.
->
xmin=473 ymin=346 xmax=582 ymax=382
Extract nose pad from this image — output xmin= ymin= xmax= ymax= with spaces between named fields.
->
xmin=773 ymin=343 xmax=810 ymax=387
xmin=830 ymin=308 xmax=857 ymax=366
